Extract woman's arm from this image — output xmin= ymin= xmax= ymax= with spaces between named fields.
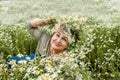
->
xmin=26 ymin=18 xmax=56 ymax=40
xmin=30 ymin=18 xmax=49 ymax=27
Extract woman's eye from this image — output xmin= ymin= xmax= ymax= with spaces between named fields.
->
xmin=62 ymin=38 xmax=67 ymax=42
xmin=56 ymin=34 xmax=60 ymax=37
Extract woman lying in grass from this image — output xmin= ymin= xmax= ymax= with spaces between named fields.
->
xmin=27 ymin=18 xmax=74 ymax=57
xmin=8 ymin=18 xmax=74 ymax=65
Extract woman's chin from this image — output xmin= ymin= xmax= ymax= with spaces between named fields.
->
xmin=52 ymin=46 xmax=59 ymax=50
xmin=51 ymin=45 xmax=60 ymax=50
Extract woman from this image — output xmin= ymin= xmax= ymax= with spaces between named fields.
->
xmin=26 ymin=18 xmax=74 ymax=57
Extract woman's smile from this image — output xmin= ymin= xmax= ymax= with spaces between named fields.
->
xmin=53 ymin=41 xmax=61 ymax=47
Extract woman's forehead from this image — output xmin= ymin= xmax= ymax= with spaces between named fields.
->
xmin=55 ymin=30 xmax=68 ymax=37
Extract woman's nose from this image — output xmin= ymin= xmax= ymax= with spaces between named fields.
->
xmin=56 ymin=38 xmax=61 ymax=42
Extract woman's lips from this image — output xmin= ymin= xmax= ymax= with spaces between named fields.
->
xmin=54 ymin=42 xmax=61 ymax=46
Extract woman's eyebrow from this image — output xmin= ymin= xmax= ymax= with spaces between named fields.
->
xmin=56 ymin=32 xmax=60 ymax=35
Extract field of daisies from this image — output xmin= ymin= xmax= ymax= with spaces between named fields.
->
xmin=0 ymin=0 xmax=120 ymax=80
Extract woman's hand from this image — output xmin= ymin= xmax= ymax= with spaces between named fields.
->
xmin=47 ymin=18 xmax=57 ymax=24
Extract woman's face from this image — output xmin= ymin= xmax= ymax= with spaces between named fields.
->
xmin=50 ymin=30 xmax=69 ymax=54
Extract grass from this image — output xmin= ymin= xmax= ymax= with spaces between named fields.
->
xmin=0 ymin=0 xmax=120 ymax=80
xmin=0 ymin=0 xmax=120 ymax=24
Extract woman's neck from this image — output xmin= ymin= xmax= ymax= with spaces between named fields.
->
xmin=50 ymin=47 xmax=63 ymax=56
